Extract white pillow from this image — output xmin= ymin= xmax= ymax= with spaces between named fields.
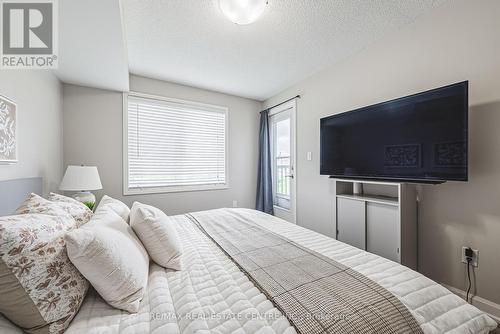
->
xmin=130 ymin=202 xmax=182 ymax=270
xmin=65 ymin=207 xmax=149 ymax=313
xmin=96 ymin=195 xmax=130 ymax=222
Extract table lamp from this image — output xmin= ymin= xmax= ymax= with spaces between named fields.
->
xmin=59 ymin=165 xmax=102 ymax=208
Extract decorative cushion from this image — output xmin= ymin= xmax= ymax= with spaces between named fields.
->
xmin=95 ymin=195 xmax=130 ymax=223
xmin=48 ymin=193 xmax=93 ymax=226
xmin=130 ymin=202 xmax=182 ymax=270
xmin=47 ymin=192 xmax=83 ymax=205
xmin=65 ymin=207 xmax=149 ymax=313
xmin=0 ymin=214 xmax=89 ymax=334
xmin=16 ymin=193 xmax=92 ymax=227
xmin=15 ymin=193 xmax=72 ymax=219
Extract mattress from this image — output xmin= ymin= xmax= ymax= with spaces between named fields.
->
xmin=0 ymin=208 xmax=496 ymax=334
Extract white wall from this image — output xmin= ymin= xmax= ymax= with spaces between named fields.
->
xmin=264 ymin=0 xmax=500 ymax=305
xmin=63 ymin=75 xmax=261 ymax=215
xmin=0 ymin=71 xmax=63 ymax=194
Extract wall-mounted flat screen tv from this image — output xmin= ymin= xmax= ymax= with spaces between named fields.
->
xmin=320 ymin=81 xmax=468 ymax=183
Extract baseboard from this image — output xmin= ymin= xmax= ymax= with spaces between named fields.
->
xmin=442 ymin=283 xmax=500 ymax=323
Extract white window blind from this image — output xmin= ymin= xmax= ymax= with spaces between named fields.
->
xmin=125 ymin=94 xmax=227 ymax=193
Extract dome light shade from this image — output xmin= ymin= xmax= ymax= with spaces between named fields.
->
xmin=219 ymin=0 xmax=268 ymax=25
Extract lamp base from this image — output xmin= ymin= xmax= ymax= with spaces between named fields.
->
xmin=72 ymin=191 xmax=96 ymax=207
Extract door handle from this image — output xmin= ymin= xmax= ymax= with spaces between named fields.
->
xmin=286 ymin=174 xmax=294 ymax=179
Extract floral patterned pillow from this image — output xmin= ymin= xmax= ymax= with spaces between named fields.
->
xmin=15 ymin=193 xmax=69 ymax=217
xmin=16 ymin=193 xmax=92 ymax=227
xmin=0 ymin=214 xmax=89 ymax=334
xmin=48 ymin=192 xmax=85 ymax=206
xmin=48 ymin=193 xmax=93 ymax=226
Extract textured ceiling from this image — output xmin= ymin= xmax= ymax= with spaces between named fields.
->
xmin=123 ymin=0 xmax=448 ymax=101
xmin=55 ymin=0 xmax=129 ymax=92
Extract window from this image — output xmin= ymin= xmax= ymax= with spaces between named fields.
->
xmin=124 ymin=93 xmax=228 ymax=194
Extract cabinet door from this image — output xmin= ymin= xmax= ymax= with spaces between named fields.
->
xmin=337 ymin=198 xmax=366 ymax=250
xmin=366 ymin=203 xmax=400 ymax=263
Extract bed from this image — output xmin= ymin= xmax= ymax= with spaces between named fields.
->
xmin=1 ymin=205 xmax=496 ymax=334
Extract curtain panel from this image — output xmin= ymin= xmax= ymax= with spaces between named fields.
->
xmin=256 ymin=110 xmax=273 ymax=214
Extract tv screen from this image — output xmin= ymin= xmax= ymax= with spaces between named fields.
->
xmin=320 ymin=81 xmax=468 ymax=183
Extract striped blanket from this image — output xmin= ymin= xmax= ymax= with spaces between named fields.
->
xmin=188 ymin=210 xmax=423 ymax=334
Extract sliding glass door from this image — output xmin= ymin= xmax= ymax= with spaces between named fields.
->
xmin=269 ymin=100 xmax=296 ymax=223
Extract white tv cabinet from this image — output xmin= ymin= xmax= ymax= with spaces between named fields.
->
xmin=334 ymin=179 xmax=417 ymax=270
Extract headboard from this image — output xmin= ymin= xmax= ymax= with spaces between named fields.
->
xmin=0 ymin=177 xmax=42 ymax=216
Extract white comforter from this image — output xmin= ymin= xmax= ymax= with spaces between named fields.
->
xmin=0 ymin=209 xmax=496 ymax=334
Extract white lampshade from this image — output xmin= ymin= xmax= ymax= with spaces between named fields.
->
xmin=219 ymin=0 xmax=268 ymax=25
xmin=59 ymin=165 xmax=102 ymax=191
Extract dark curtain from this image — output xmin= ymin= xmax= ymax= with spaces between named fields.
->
xmin=256 ymin=110 xmax=274 ymax=214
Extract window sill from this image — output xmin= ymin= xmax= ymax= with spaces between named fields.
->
xmin=124 ymin=184 xmax=229 ymax=195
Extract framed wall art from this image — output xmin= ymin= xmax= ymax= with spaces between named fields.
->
xmin=0 ymin=95 xmax=17 ymax=164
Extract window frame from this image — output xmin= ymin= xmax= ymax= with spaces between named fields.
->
xmin=123 ymin=92 xmax=229 ymax=195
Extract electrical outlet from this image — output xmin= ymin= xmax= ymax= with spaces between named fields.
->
xmin=232 ymin=200 xmax=238 ymax=208
xmin=461 ymin=247 xmax=479 ymax=267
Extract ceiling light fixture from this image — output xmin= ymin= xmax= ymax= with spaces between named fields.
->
xmin=219 ymin=0 xmax=268 ymax=25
